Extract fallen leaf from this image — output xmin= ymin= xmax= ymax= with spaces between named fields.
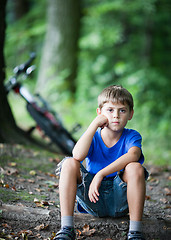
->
xmin=46 ymin=173 xmax=57 ymax=178
xmin=76 ymin=229 xmax=82 ymax=237
xmin=35 ymin=188 xmax=43 ymax=192
xmin=48 ymin=157 xmax=60 ymax=163
xmin=29 ymin=170 xmax=36 ymax=176
xmin=41 ymin=200 xmax=50 ymax=206
xmin=160 ymin=198 xmax=168 ymax=204
xmin=2 ymin=223 xmax=12 ymax=229
xmin=164 ymin=205 xmax=171 ymax=209
xmin=18 ymin=178 xmax=26 ymax=182
xmin=34 ymin=223 xmax=49 ymax=231
xmin=145 ymin=195 xmax=151 ymax=200
xmin=8 ymin=162 xmax=17 ymax=167
xmin=44 ymin=180 xmax=58 ymax=188
xmin=148 ymin=186 xmax=153 ymax=191
xmin=34 ymin=198 xmax=52 ymax=208
xmin=18 ymin=229 xmax=33 ymax=238
xmin=27 ymin=179 xmax=35 ymax=183
xmin=164 ymin=187 xmax=171 ymax=196
xmin=34 ymin=198 xmax=40 ymax=203
xmin=12 ymin=186 xmax=16 ymax=191
xmin=149 ymin=177 xmax=159 ymax=184
xmin=0 ymin=178 xmax=4 ymax=186
xmin=5 ymin=167 xmax=19 ymax=175
xmin=82 ymin=224 xmax=96 ymax=236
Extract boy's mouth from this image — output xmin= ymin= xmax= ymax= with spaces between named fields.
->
xmin=112 ymin=121 xmax=120 ymax=124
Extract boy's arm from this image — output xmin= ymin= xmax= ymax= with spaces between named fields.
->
xmin=72 ymin=115 xmax=108 ymax=161
xmin=98 ymin=146 xmax=141 ymax=177
xmin=88 ymin=146 xmax=141 ymax=203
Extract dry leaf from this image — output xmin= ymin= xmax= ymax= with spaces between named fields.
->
xmin=82 ymin=224 xmax=96 ymax=236
xmin=2 ymin=223 xmax=12 ymax=229
xmin=164 ymin=187 xmax=171 ymax=196
xmin=160 ymin=198 xmax=168 ymax=204
xmin=12 ymin=186 xmax=16 ymax=191
xmin=18 ymin=178 xmax=26 ymax=182
xmin=5 ymin=167 xmax=19 ymax=175
xmin=18 ymin=229 xmax=33 ymax=238
xmin=46 ymin=172 xmax=57 ymax=178
xmin=145 ymin=195 xmax=151 ymax=200
xmin=76 ymin=229 xmax=82 ymax=237
xmin=8 ymin=162 xmax=17 ymax=167
xmin=34 ymin=223 xmax=49 ymax=231
xmin=48 ymin=157 xmax=60 ymax=163
xmin=29 ymin=170 xmax=36 ymax=176
xmin=27 ymin=179 xmax=35 ymax=183
xmin=35 ymin=188 xmax=43 ymax=192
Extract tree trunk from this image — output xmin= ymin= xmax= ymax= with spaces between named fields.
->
xmin=7 ymin=0 xmax=29 ymax=21
xmin=0 ymin=0 xmax=30 ymax=143
xmin=36 ymin=0 xmax=81 ymax=100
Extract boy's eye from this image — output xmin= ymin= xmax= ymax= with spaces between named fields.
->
xmin=120 ymin=109 xmax=126 ymax=113
xmin=108 ymin=109 xmax=113 ymax=112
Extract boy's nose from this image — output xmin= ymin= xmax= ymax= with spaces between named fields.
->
xmin=113 ymin=110 xmax=119 ymax=118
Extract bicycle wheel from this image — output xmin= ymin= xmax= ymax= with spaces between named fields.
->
xmin=26 ymin=103 xmax=76 ymax=155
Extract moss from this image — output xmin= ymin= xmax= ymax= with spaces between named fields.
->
xmin=0 ymin=144 xmax=61 ymax=174
xmin=0 ymin=187 xmax=46 ymax=203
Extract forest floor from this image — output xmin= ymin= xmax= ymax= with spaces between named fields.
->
xmin=0 ymin=144 xmax=171 ymax=240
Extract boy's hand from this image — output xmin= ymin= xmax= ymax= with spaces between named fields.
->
xmin=94 ymin=114 xmax=108 ymax=129
xmin=88 ymin=172 xmax=104 ymax=203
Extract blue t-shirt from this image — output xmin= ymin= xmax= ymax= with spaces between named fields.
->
xmin=85 ymin=128 xmax=144 ymax=178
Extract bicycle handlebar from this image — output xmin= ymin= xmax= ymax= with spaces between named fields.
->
xmin=5 ymin=52 xmax=36 ymax=93
xmin=13 ymin=52 xmax=36 ymax=75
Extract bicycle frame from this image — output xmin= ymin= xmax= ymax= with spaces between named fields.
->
xmin=5 ymin=53 xmax=77 ymax=155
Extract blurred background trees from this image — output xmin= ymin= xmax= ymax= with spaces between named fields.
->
xmin=36 ymin=0 xmax=81 ymax=100
xmin=1 ymin=0 xmax=171 ymax=165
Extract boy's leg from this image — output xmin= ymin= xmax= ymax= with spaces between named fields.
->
xmin=59 ymin=157 xmax=81 ymax=217
xmin=122 ymin=162 xmax=146 ymax=239
xmin=54 ymin=158 xmax=81 ymax=240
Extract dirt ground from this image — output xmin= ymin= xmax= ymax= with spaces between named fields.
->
xmin=0 ymin=144 xmax=171 ymax=240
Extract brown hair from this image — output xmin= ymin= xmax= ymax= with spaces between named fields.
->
xmin=98 ymin=85 xmax=134 ymax=111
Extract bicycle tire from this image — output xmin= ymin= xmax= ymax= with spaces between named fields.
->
xmin=26 ymin=103 xmax=76 ymax=155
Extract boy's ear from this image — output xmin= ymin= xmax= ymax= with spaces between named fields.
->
xmin=128 ymin=110 xmax=134 ymax=120
xmin=97 ymin=108 xmax=101 ymax=115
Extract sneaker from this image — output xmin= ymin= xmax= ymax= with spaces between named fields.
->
xmin=54 ymin=226 xmax=76 ymax=240
xmin=127 ymin=231 xmax=145 ymax=240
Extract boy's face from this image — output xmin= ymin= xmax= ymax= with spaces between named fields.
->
xmin=97 ymin=101 xmax=133 ymax=132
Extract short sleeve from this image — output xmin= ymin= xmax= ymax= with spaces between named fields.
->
xmin=126 ymin=130 xmax=142 ymax=150
xmin=125 ymin=130 xmax=144 ymax=164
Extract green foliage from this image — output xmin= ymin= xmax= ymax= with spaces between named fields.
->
xmin=75 ymin=0 xmax=171 ymax=165
xmin=5 ymin=0 xmax=46 ymax=74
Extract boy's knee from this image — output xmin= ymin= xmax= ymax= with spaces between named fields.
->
xmin=62 ymin=157 xmax=80 ymax=172
xmin=125 ymin=162 xmax=144 ymax=180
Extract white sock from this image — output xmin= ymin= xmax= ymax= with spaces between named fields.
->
xmin=61 ymin=216 xmax=74 ymax=228
xmin=129 ymin=220 xmax=142 ymax=232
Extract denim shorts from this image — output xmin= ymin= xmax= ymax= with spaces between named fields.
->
xmin=76 ymin=164 xmax=149 ymax=218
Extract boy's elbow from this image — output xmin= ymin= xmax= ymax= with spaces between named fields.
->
xmin=129 ymin=147 xmax=141 ymax=161
xmin=72 ymin=150 xmax=83 ymax=162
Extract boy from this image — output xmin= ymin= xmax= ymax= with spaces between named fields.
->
xmin=54 ymin=85 xmax=148 ymax=240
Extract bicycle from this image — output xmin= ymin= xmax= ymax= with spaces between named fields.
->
xmin=5 ymin=53 xmax=80 ymax=155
